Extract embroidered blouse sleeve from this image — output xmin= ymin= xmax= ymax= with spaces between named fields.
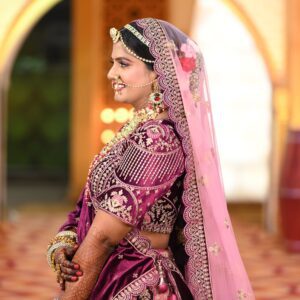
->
xmin=92 ymin=121 xmax=185 ymax=226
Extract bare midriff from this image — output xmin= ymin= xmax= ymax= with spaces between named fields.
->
xmin=140 ymin=230 xmax=170 ymax=249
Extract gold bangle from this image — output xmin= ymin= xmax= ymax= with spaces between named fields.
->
xmin=47 ymin=241 xmax=75 ymax=271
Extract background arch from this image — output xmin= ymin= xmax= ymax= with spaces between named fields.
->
xmin=0 ymin=0 xmax=63 ymax=220
xmin=192 ymin=0 xmax=272 ymax=202
xmin=221 ymin=0 xmax=275 ymax=82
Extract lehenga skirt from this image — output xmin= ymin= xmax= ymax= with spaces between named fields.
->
xmin=89 ymin=230 xmax=193 ymax=300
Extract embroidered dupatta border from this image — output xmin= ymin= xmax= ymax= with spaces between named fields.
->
xmin=137 ymin=18 xmax=213 ymax=299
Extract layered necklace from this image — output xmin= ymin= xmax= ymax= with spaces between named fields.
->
xmin=100 ymin=106 xmax=164 ymax=157
xmin=87 ymin=104 xmax=166 ymax=179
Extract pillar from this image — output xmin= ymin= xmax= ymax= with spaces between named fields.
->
xmin=278 ymin=0 xmax=300 ymax=251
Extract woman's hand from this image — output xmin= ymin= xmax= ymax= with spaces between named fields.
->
xmin=54 ymin=244 xmax=83 ymax=290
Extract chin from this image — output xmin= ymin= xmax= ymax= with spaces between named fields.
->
xmin=113 ymin=94 xmax=129 ymax=104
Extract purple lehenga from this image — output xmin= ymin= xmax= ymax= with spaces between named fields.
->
xmin=60 ymin=119 xmax=193 ymax=299
xmin=54 ymin=17 xmax=254 ymax=300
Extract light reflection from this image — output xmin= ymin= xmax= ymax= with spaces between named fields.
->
xmin=100 ymin=108 xmax=114 ymax=124
xmin=114 ymin=107 xmax=129 ymax=123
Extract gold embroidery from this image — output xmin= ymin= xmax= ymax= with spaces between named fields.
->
xmin=208 ymin=243 xmax=220 ymax=256
xmin=204 ymin=151 xmax=213 ymax=165
xmin=98 ymin=189 xmax=133 ymax=224
xmin=113 ymin=268 xmax=159 ymax=300
xmin=237 ymin=289 xmax=248 ymax=299
xmin=138 ymin=288 xmax=152 ymax=300
xmin=117 ymin=123 xmax=185 ymax=186
xmin=189 ymin=52 xmax=203 ymax=106
xmin=141 ymin=196 xmax=178 ymax=234
xmin=165 ymin=40 xmax=177 ymax=51
xmin=197 ymin=175 xmax=207 ymax=186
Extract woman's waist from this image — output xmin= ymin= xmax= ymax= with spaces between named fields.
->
xmin=139 ymin=230 xmax=170 ymax=249
xmin=123 ymin=229 xmax=170 ymax=255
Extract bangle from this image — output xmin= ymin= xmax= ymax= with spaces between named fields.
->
xmin=47 ymin=241 xmax=75 ymax=271
xmin=47 ymin=231 xmax=78 ymax=271
xmin=55 ymin=230 xmax=78 ymax=241
xmin=47 ymin=231 xmax=77 ymax=252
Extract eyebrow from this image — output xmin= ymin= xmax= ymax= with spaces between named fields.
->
xmin=111 ymin=57 xmax=133 ymax=62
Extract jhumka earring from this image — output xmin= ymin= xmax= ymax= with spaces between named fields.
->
xmin=148 ymin=80 xmax=165 ymax=113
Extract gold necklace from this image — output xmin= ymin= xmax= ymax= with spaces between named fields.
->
xmin=102 ymin=107 xmax=161 ymax=155
xmin=88 ymin=106 xmax=164 ymax=176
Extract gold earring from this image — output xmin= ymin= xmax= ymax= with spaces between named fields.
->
xmin=148 ymin=80 xmax=165 ymax=113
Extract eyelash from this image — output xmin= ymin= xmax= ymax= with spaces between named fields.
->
xmin=119 ymin=62 xmax=128 ymax=68
xmin=110 ymin=60 xmax=129 ymax=68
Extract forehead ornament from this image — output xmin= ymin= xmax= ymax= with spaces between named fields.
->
xmin=124 ymin=24 xmax=150 ymax=47
xmin=109 ymin=26 xmax=155 ymax=64
xmin=110 ymin=27 xmax=120 ymax=43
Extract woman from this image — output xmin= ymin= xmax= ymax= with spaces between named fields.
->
xmin=47 ymin=18 xmax=254 ymax=299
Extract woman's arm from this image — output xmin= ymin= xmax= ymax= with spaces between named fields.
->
xmin=60 ymin=210 xmax=132 ymax=300
xmin=48 ymin=189 xmax=86 ymax=289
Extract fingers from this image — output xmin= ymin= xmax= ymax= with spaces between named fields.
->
xmin=54 ymin=248 xmax=66 ymax=265
xmin=60 ymin=272 xmax=79 ymax=282
xmin=65 ymin=244 xmax=79 ymax=258
xmin=56 ymin=265 xmax=65 ymax=291
xmin=60 ymin=280 xmax=65 ymax=291
xmin=61 ymin=259 xmax=81 ymax=271
xmin=55 ymin=246 xmax=81 ymax=272
xmin=60 ymin=264 xmax=83 ymax=277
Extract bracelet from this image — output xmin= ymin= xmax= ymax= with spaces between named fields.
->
xmin=47 ymin=231 xmax=78 ymax=250
xmin=47 ymin=230 xmax=78 ymax=271
xmin=55 ymin=230 xmax=78 ymax=241
xmin=47 ymin=231 xmax=78 ymax=252
xmin=47 ymin=241 xmax=75 ymax=271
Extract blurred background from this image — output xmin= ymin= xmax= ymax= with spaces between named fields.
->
xmin=0 ymin=0 xmax=299 ymax=299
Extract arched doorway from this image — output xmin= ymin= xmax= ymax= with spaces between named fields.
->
xmin=7 ymin=1 xmax=71 ymax=212
xmin=0 ymin=0 xmax=68 ymax=220
xmin=191 ymin=0 xmax=272 ymax=202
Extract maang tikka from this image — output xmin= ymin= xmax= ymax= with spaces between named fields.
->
xmin=148 ymin=80 xmax=165 ymax=113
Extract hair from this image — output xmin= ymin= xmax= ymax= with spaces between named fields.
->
xmin=119 ymin=21 xmax=155 ymax=70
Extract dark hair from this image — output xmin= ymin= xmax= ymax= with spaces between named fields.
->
xmin=120 ymin=22 xmax=154 ymax=70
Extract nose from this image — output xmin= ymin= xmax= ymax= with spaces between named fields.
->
xmin=107 ymin=63 xmax=117 ymax=80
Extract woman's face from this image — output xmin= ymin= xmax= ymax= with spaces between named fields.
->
xmin=107 ymin=42 xmax=156 ymax=109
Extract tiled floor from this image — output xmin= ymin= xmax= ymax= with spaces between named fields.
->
xmin=0 ymin=203 xmax=300 ymax=299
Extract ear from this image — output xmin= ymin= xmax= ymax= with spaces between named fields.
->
xmin=148 ymin=70 xmax=157 ymax=81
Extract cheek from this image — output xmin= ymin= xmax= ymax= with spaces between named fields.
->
xmin=123 ymin=66 xmax=150 ymax=84
xmin=126 ymin=71 xmax=141 ymax=83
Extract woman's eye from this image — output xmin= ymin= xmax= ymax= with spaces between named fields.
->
xmin=119 ymin=62 xmax=128 ymax=68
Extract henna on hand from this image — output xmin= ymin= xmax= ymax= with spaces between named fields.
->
xmin=54 ymin=244 xmax=83 ymax=290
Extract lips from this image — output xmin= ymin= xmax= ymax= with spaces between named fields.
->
xmin=112 ymin=81 xmax=126 ymax=92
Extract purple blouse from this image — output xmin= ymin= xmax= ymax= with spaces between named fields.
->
xmin=60 ymin=119 xmax=185 ymax=239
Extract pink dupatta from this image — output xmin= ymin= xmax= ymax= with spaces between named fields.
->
xmin=137 ymin=18 xmax=254 ymax=299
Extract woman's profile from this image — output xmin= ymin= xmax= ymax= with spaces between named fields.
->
xmin=47 ymin=18 xmax=254 ymax=300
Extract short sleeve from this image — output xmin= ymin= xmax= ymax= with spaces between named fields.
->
xmin=92 ymin=120 xmax=185 ymax=226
